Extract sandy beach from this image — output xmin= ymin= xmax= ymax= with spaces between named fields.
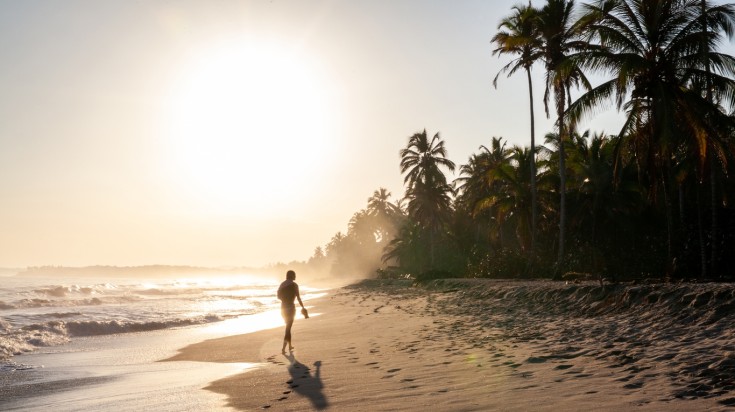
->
xmin=166 ymin=279 xmax=735 ymax=411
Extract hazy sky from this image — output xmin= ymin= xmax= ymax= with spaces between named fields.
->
xmin=0 ymin=0 xmax=730 ymax=268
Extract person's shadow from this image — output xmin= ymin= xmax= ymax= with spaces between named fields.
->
xmin=283 ymin=353 xmax=328 ymax=410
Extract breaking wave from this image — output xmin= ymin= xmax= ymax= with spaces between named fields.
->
xmin=0 ymin=313 xmax=238 ymax=361
xmin=0 ymin=274 xmax=285 ymax=363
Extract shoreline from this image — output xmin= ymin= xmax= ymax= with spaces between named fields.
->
xmin=0 ymin=308 xmax=293 ymax=411
xmin=165 ymin=279 xmax=735 ymax=410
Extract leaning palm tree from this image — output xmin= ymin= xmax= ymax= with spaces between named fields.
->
xmin=536 ymin=0 xmax=592 ymax=268
xmin=570 ymin=0 xmax=735 ymax=275
xmin=492 ymin=3 xmax=543 ymax=253
xmin=399 ymin=130 xmax=456 ymax=268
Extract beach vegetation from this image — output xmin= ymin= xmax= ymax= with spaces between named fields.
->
xmin=296 ymin=0 xmax=735 ymax=284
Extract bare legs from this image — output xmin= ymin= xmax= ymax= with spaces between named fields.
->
xmin=282 ymin=317 xmax=295 ymax=353
xmin=281 ymin=306 xmax=296 ymax=353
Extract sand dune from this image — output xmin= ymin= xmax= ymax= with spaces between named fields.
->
xmin=166 ymin=279 xmax=735 ymax=410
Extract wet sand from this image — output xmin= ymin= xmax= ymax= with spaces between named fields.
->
xmin=166 ymin=279 xmax=735 ymax=411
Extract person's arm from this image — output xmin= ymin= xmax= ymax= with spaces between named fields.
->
xmin=295 ymin=284 xmax=305 ymax=308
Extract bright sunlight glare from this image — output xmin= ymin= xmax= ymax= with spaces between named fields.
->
xmin=162 ymin=40 xmax=337 ymax=216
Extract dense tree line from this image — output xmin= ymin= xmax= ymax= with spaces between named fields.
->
xmin=305 ymin=0 xmax=735 ymax=282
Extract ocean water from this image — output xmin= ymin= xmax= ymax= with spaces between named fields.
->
xmin=0 ymin=271 xmax=313 ymax=370
xmin=0 ymin=271 xmax=327 ymax=410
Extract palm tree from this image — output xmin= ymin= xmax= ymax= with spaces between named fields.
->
xmin=455 ymin=138 xmax=512 ymax=248
xmin=492 ymin=3 xmax=543 ymax=253
xmin=367 ymin=188 xmax=398 ymax=218
xmin=455 ymin=138 xmax=511 ymax=213
xmin=382 ymin=221 xmax=428 ymax=275
xmin=399 ymin=129 xmax=456 ymax=267
xmin=570 ymin=0 xmax=735 ymax=275
xmin=567 ymin=131 xmax=643 ymax=245
xmin=475 ymin=146 xmax=536 ymax=251
xmin=400 ymin=130 xmax=456 ymax=189
xmin=366 ymin=188 xmax=402 ymax=243
xmin=536 ymin=0 xmax=591 ymax=268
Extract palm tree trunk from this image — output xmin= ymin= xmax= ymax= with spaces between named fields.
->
xmin=697 ymin=181 xmax=707 ymax=279
xmin=429 ymin=230 xmax=435 ymax=269
xmin=557 ymin=86 xmax=567 ymax=268
xmin=702 ymin=0 xmax=718 ymax=278
xmin=526 ymin=67 xmax=538 ymax=256
xmin=711 ymin=161 xmax=718 ymax=277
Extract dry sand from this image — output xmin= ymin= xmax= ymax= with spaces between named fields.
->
xmin=166 ymin=279 xmax=735 ymax=411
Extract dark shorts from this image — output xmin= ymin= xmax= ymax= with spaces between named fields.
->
xmin=281 ymin=304 xmax=296 ymax=323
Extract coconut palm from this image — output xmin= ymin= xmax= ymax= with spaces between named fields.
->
xmin=566 ymin=131 xmax=643 ymax=245
xmin=382 ymin=221 xmax=428 ymax=275
xmin=536 ymin=0 xmax=592 ymax=267
xmin=492 ymin=3 xmax=543 ymax=253
xmin=399 ymin=129 xmax=456 ymax=268
xmin=366 ymin=187 xmax=402 ymax=243
xmin=400 ymin=130 xmax=456 ymax=188
xmin=455 ymin=138 xmax=513 ymax=248
xmin=455 ymin=137 xmax=511 ymax=211
xmin=475 ymin=146 xmax=537 ymax=251
xmin=570 ymin=0 xmax=735 ymax=274
xmin=367 ymin=188 xmax=399 ymax=218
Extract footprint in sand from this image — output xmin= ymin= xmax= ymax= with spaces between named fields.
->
xmin=387 ymin=368 xmax=402 ymax=373
xmin=554 ymin=364 xmax=574 ymax=370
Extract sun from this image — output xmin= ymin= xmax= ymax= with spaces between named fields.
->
xmin=162 ymin=40 xmax=337 ymax=216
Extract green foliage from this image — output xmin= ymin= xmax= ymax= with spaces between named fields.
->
xmin=465 ymin=248 xmax=552 ymax=279
xmin=301 ymin=1 xmax=735 ymax=284
xmin=414 ymin=269 xmax=457 ymax=284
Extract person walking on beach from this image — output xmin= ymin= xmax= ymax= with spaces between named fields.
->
xmin=278 ymin=270 xmax=306 ymax=353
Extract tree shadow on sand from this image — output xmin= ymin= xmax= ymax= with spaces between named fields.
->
xmin=284 ymin=353 xmax=328 ymax=410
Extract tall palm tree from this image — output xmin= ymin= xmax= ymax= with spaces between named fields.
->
xmin=537 ymin=0 xmax=591 ymax=267
xmin=399 ymin=130 xmax=456 ymax=267
xmin=570 ymin=0 xmax=735 ymax=274
xmin=492 ymin=3 xmax=543 ymax=253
